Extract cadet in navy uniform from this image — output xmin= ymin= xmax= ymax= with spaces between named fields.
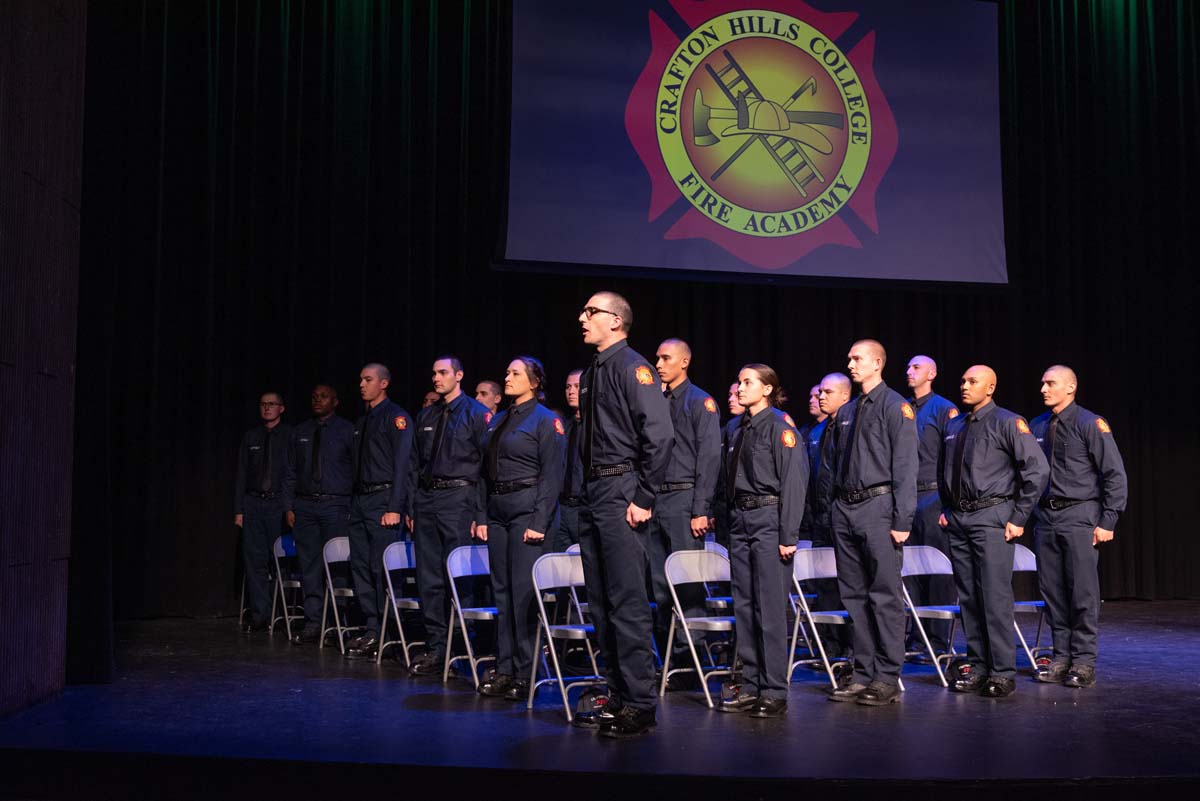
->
xmin=574 ymin=291 xmax=673 ymax=738
xmin=281 ymin=384 xmax=355 ymax=644
xmin=1029 ymin=365 xmax=1127 ymax=688
xmin=829 ymin=340 xmax=918 ymax=706
xmin=719 ymin=365 xmax=808 ymax=718
xmin=234 ymin=392 xmax=292 ymax=633
xmin=938 ymin=365 xmax=1049 ymax=698
xmin=476 ymin=357 xmax=566 ymax=700
xmin=406 ymin=356 xmax=492 ymax=676
xmin=904 ymin=355 xmax=960 ymax=656
xmin=551 ymin=369 xmax=584 ymax=552
xmin=797 ymin=382 xmax=827 ymax=540
xmin=805 ymin=373 xmax=852 ymax=662
xmin=650 ymin=338 xmax=722 ymax=681
xmin=346 ymin=364 xmax=414 ymax=659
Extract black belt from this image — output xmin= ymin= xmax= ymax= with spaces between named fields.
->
xmin=423 ymin=478 xmax=474 ymax=491
xmin=297 ymin=493 xmax=349 ymax=502
xmin=1040 ymin=496 xmax=1094 ymax=511
xmin=836 ymin=484 xmax=893 ymax=504
xmin=559 ymin=496 xmax=583 ymax=507
xmin=354 ymin=482 xmax=392 ymax=495
xmin=491 ymin=479 xmax=537 ymax=495
xmin=589 ymin=462 xmax=633 ymax=479
xmin=917 ymin=481 xmax=939 ymax=493
xmin=246 ymin=490 xmax=279 ymax=500
xmin=955 ymin=495 xmax=1012 ymax=513
xmin=659 ymin=482 xmax=695 ymax=492
xmin=734 ymin=494 xmax=779 ymax=511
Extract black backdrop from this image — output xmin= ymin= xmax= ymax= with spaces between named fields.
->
xmin=71 ymin=0 xmax=1199 ymax=672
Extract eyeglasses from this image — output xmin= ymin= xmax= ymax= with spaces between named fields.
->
xmin=580 ymin=306 xmax=618 ymax=321
xmin=259 ymin=402 xmax=283 ymax=408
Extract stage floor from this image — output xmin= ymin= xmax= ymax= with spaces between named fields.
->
xmin=2 ymin=601 xmax=1199 ymax=799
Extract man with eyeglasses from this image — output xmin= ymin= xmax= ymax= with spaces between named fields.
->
xmin=573 ymin=292 xmax=674 ymax=738
xmin=234 ymin=392 xmax=292 ymax=633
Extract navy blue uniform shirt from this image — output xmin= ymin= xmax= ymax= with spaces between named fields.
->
xmin=560 ymin=414 xmax=584 ymax=499
xmin=234 ymin=422 xmax=293 ymax=513
xmin=410 ymin=392 xmax=491 ymax=518
xmin=352 ymin=398 xmax=414 ymax=514
xmin=911 ymin=391 xmax=959 ymax=486
xmin=482 ymin=398 xmax=567 ymax=533
xmin=281 ymin=415 xmax=355 ymax=507
xmin=801 ymin=417 xmax=835 ymax=531
xmin=721 ymin=406 xmax=809 ymax=546
xmin=938 ymin=402 xmax=1049 ymax=526
xmin=663 ymin=379 xmax=723 ymax=518
xmin=1030 ymin=401 xmax=1128 ymax=530
xmin=579 ymin=339 xmax=675 ymax=509
xmin=832 ymin=381 xmax=919 ymax=531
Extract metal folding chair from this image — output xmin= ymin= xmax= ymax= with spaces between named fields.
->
xmin=319 ymin=536 xmax=363 ymax=653
xmin=442 ymin=545 xmax=498 ymax=688
xmin=269 ymin=535 xmax=303 ymax=639
xmin=377 ymin=540 xmax=424 ymax=666
xmin=527 ymin=552 xmax=605 ymax=721
xmin=899 ymin=545 xmax=964 ymax=687
xmin=788 ymin=547 xmax=858 ymax=689
xmin=659 ymin=549 xmax=736 ymax=708
xmin=1012 ymin=543 xmax=1048 ymax=664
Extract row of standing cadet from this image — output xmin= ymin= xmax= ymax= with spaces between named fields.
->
xmin=234 ymin=292 xmax=1127 ymax=737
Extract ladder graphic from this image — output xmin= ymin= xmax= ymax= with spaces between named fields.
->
xmin=704 ymin=50 xmax=825 ymax=197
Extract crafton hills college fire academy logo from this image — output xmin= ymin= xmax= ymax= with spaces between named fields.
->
xmin=626 ymin=1 xmax=898 ymax=270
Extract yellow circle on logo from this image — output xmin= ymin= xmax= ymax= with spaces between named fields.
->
xmin=656 ymin=11 xmax=870 ymax=237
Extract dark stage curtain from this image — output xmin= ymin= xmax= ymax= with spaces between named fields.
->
xmin=73 ymin=0 xmax=1198 ymax=656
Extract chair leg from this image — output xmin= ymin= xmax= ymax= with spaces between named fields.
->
xmin=329 ymin=589 xmax=347 ymax=654
xmin=659 ymin=618 xmax=676 ymax=697
xmin=1014 ymin=618 xmax=1036 ymax=668
xmin=376 ymin=592 xmax=391 ymax=665
xmin=545 ymin=628 xmax=573 ymax=721
xmin=527 ymin=626 xmax=543 ymax=711
xmin=807 ymin=611 xmax=838 ymax=689
xmin=319 ymin=587 xmax=330 ymax=649
xmin=679 ymin=620 xmax=714 ymax=708
xmin=269 ymin=576 xmax=279 ymax=633
xmin=442 ymin=607 xmax=457 ymax=683
xmin=904 ymin=587 xmax=947 ymax=687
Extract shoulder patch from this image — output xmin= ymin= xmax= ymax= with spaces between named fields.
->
xmin=703 ymin=397 xmax=717 ymax=414
xmin=394 ymin=416 xmax=407 ymax=430
xmin=1096 ymin=417 xmax=1111 ymax=434
xmin=1016 ymin=418 xmax=1031 ymax=435
xmin=783 ymin=413 xmax=796 ymax=428
xmin=901 ymin=402 xmax=915 ymax=420
xmin=781 ymin=430 xmax=797 ymax=448
xmin=485 ymin=411 xmax=493 ymax=425
xmin=554 ymin=418 xmax=565 ymax=436
xmin=635 ymin=365 xmax=655 ymax=385
xmin=948 ymin=408 xmax=959 ymax=419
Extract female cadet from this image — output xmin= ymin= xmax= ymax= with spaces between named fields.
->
xmin=719 ymin=364 xmax=808 ymax=718
xmin=476 ymin=357 xmax=566 ymax=700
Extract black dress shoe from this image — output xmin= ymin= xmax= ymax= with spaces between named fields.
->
xmin=345 ymin=634 xmax=379 ymax=660
xmin=1063 ymin=664 xmax=1096 ymax=688
xmin=981 ymin=676 xmax=1016 ymax=698
xmin=572 ymin=689 xmax=617 ymax=729
xmin=662 ymin=671 xmax=700 ymax=692
xmin=242 ymin=621 xmax=268 ymax=634
xmin=291 ymin=629 xmax=321 ymax=645
xmin=951 ymin=668 xmax=989 ymax=693
xmin=856 ymin=680 xmax=901 ymax=706
xmin=598 ymin=706 xmax=656 ymax=739
xmin=1034 ymin=660 xmax=1070 ymax=683
xmin=748 ymin=697 xmax=787 ymax=718
xmin=828 ymin=682 xmax=868 ymax=702
xmin=478 ymin=673 xmax=515 ymax=697
xmin=718 ymin=684 xmax=759 ymax=713
xmin=504 ymin=680 xmax=530 ymax=702
xmin=409 ymin=653 xmax=444 ymax=676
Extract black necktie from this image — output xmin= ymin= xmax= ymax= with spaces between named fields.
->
xmin=836 ymin=396 xmax=865 ymax=490
xmin=312 ymin=422 xmax=324 ymax=485
xmin=563 ymin=417 xmax=579 ymax=498
xmin=259 ymin=428 xmax=274 ymax=492
xmin=485 ymin=405 xmax=519 ymax=482
xmin=423 ymin=400 xmax=451 ymax=484
xmin=1042 ymin=414 xmax=1058 ymax=493
xmin=582 ymin=357 xmax=598 ymax=472
xmin=726 ymin=415 xmax=750 ymax=502
xmin=951 ymin=414 xmax=976 ymax=501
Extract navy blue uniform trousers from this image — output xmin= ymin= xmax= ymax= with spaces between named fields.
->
xmin=647 ymin=489 xmax=705 ymax=660
xmin=1034 ymin=501 xmax=1101 ymax=667
xmin=832 ymin=494 xmax=906 ymax=687
xmin=578 ymin=472 xmax=657 ymax=711
xmin=946 ymin=506 xmax=1017 ymax=678
xmin=292 ymin=497 xmax=349 ymax=627
xmin=551 ymin=502 xmax=581 ymax=552
xmin=730 ymin=504 xmax=792 ymax=700
xmin=413 ymin=484 xmax=475 ymax=656
xmin=242 ymin=494 xmax=284 ymax=625
xmin=349 ymin=490 xmax=398 ymax=636
xmin=486 ymin=487 xmax=550 ymax=679
xmin=906 ymin=489 xmax=955 ymax=651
